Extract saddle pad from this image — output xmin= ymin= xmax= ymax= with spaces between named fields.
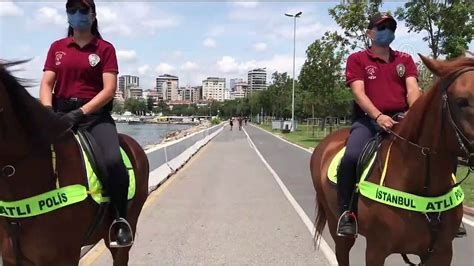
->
xmin=327 ymin=147 xmax=377 ymax=184
xmin=78 ymin=142 xmax=136 ymax=204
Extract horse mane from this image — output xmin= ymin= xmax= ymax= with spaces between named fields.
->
xmin=0 ymin=60 xmax=37 ymax=131
xmin=0 ymin=60 xmax=70 ymax=144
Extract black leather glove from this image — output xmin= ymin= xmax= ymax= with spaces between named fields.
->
xmin=61 ymin=108 xmax=85 ymax=127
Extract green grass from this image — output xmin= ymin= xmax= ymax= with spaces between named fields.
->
xmin=257 ymin=122 xmax=474 ymax=207
xmin=257 ymin=123 xmax=346 ymax=149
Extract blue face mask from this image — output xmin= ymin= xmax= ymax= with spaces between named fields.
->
xmin=67 ymin=11 xmax=92 ymax=31
xmin=374 ymin=29 xmax=395 ymax=47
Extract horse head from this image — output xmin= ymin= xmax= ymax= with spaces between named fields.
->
xmin=0 ymin=61 xmax=71 ymax=157
xmin=420 ymin=55 xmax=474 ymax=169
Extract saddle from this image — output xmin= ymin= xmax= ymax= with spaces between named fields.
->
xmin=76 ymin=130 xmax=136 ymax=204
xmin=327 ymin=133 xmax=384 ymax=185
xmin=328 ymin=112 xmax=405 ymax=184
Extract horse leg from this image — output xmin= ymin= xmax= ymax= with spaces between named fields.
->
xmin=109 ymin=246 xmax=131 ymax=266
xmin=425 ymin=244 xmax=452 ymax=266
xmin=327 ymin=214 xmax=355 ymax=266
xmin=365 ymin=240 xmax=388 ymax=266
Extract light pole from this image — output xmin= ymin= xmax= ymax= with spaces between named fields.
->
xmin=285 ymin=11 xmax=302 ymax=132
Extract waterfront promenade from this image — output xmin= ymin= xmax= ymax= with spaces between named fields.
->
xmin=82 ymin=124 xmax=474 ymax=265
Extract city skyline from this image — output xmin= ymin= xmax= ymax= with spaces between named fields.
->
xmin=2 ymin=1 xmax=473 ymax=98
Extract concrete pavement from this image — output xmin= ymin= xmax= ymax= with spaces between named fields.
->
xmin=88 ymin=125 xmax=329 ymax=265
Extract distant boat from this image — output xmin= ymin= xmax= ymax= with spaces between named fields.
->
xmin=127 ymin=117 xmax=142 ymax=124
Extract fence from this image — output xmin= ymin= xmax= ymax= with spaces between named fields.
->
xmin=145 ymin=123 xmax=224 ymax=192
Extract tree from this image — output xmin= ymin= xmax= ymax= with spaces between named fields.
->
xmin=299 ymin=32 xmax=351 ymax=119
xmin=124 ymin=98 xmax=147 ymax=115
xmin=395 ymin=1 xmax=474 ymax=59
xmin=328 ymin=0 xmax=383 ymax=50
xmin=416 ymin=61 xmax=434 ymax=91
xmin=146 ymin=97 xmax=154 ymax=112
xmin=265 ymin=72 xmax=293 ymax=119
xmin=112 ymin=100 xmax=124 ymax=114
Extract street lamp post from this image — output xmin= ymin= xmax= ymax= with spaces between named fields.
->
xmin=285 ymin=11 xmax=302 ymax=132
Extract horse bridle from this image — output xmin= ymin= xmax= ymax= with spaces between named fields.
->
xmin=440 ymin=66 xmax=474 ymax=171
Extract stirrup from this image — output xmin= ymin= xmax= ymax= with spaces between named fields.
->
xmin=109 ymin=218 xmax=134 ymax=248
xmin=336 ymin=211 xmax=358 ymax=238
xmin=456 ymin=222 xmax=467 ymax=238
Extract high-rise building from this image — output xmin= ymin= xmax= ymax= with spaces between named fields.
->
xmin=248 ymin=68 xmax=267 ymax=93
xmin=202 ymin=77 xmax=225 ymax=102
xmin=129 ymin=87 xmax=143 ymax=99
xmin=231 ymin=81 xmax=248 ymax=99
xmin=156 ymin=74 xmax=179 ymax=102
xmin=230 ymin=78 xmax=243 ymax=92
xmin=193 ymin=86 xmax=202 ymax=102
xmin=119 ymin=75 xmax=139 ymax=99
xmin=114 ymin=90 xmax=125 ymax=103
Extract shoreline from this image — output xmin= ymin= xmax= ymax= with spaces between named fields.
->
xmin=143 ymin=121 xmax=212 ymax=151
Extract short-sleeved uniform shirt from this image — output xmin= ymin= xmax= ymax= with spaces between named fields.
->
xmin=43 ymin=36 xmax=119 ymax=100
xmin=345 ymin=48 xmax=417 ymax=115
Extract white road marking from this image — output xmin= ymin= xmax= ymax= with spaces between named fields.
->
xmin=462 ymin=216 xmax=474 ymax=227
xmin=243 ymin=127 xmax=338 ymax=265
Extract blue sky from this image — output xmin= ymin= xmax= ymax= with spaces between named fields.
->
xmin=1 ymin=1 xmax=473 ymax=97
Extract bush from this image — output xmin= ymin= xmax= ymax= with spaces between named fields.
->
xmin=211 ymin=118 xmax=221 ymax=125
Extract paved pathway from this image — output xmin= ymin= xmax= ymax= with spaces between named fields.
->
xmin=87 ymin=125 xmax=329 ymax=265
xmin=244 ymin=124 xmax=474 ymax=266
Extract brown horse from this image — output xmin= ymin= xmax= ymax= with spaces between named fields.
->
xmin=311 ymin=55 xmax=473 ymax=265
xmin=0 ymin=61 xmax=149 ymax=266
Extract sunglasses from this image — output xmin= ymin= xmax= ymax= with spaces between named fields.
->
xmin=66 ymin=6 xmax=90 ymax=15
xmin=376 ymin=24 xmax=396 ymax=31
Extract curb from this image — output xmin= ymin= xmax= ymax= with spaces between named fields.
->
xmin=464 ymin=206 xmax=474 ymax=217
xmin=252 ymin=123 xmax=474 ymax=218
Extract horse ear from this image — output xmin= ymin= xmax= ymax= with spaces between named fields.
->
xmin=419 ymin=54 xmax=442 ymax=77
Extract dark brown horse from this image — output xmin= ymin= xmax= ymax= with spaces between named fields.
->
xmin=311 ymin=55 xmax=473 ymax=265
xmin=0 ymin=61 xmax=149 ymax=266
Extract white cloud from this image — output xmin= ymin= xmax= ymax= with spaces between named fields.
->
xmin=116 ymin=50 xmax=138 ymax=62
xmin=181 ymin=61 xmax=199 ymax=71
xmin=141 ymin=18 xmax=179 ymax=32
xmin=34 ymin=7 xmax=65 ymax=27
xmin=155 ymin=63 xmax=175 ymax=74
xmin=0 ymin=1 xmax=24 ymax=17
xmin=275 ymin=21 xmax=337 ymax=41
xmin=215 ymin=54 xmax=304 ymax=79
xmin=231 ymin=2 xmax=259 ymax=8
xmin=208 ymin=25 xmax=226 ymax=36
xmin=254 ymin=42 xmax=268 ymax=52
xmin=216 ymin=56 xmax=239 ymax=73
xmin=138 ymin=65 xmax=150 ymax=75
xmin=203 ymin=38 xmax=217 ymax=48
xmin=94 ymin=3 xmax=179 ymax=37
xmin=172 ymin=50 xmax=183 ymax=58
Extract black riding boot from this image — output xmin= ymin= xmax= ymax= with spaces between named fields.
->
xmin=108 ymin=166 xmax=133 ymax=248
xmin=110 ymin=203 xmax=134 ymax=248
xmin=337 ymin=168 xmax=358 ymax=237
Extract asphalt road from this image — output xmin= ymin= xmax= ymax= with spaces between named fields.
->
xmin=87 ymin=125 xmax=329 ymax=265
xmin=243 ymin=124 xmax=474 ymax=266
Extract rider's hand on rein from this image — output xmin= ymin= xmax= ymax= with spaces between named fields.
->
xmin=376 ymin=114 xmax=398 ymax=131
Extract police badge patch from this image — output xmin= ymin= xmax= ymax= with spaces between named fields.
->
xmin=396 ymin=64 xmax=405 ymax=77
xmin=88 ymin=54 xmax=100 ymax=67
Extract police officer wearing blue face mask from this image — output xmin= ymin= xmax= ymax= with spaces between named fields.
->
xmin=40 ymin=0 xmax=135 ymax=248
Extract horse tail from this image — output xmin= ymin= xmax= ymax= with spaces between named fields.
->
xmin=314 ymin=192 xmax=327 ymax=248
